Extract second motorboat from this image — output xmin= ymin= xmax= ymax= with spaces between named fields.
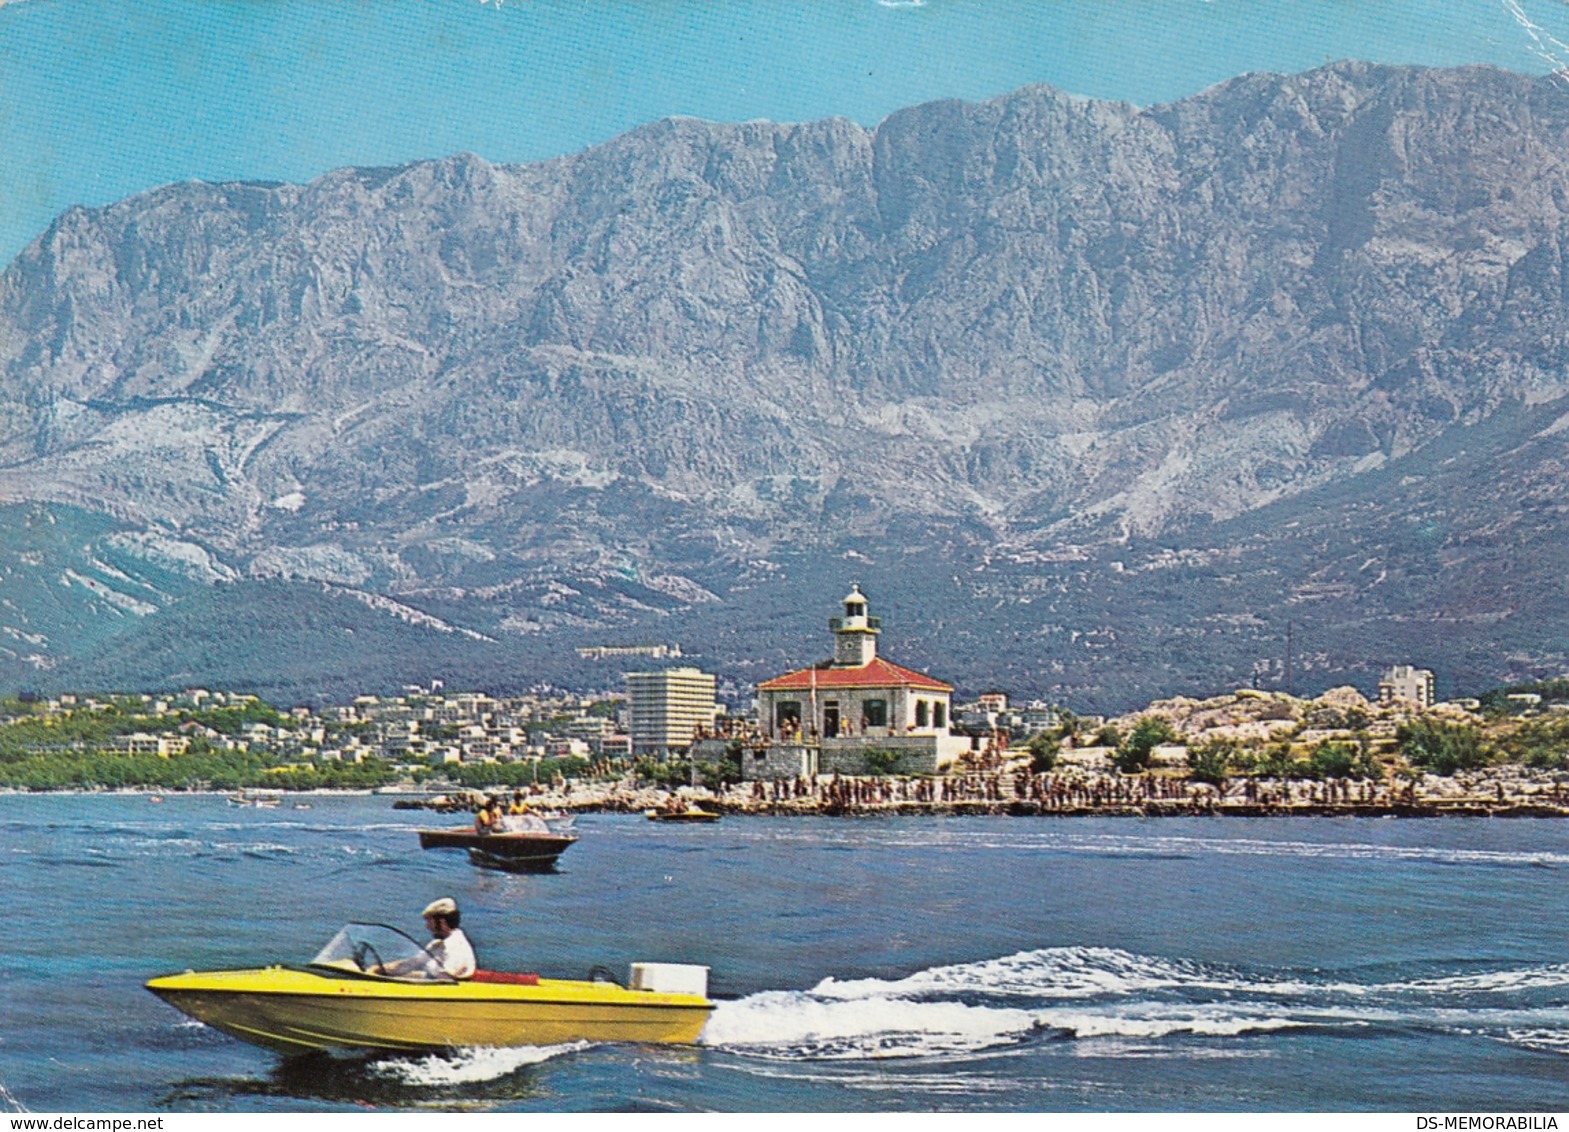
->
xmin=418 ymin=798 xmax=578 ymax=871
xmin=416 ymin=826 xmax=577 ymax=871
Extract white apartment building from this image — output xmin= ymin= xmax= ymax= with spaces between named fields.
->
xmin=1378 ymin=665 xmax=1436 ymax=709
xmin=625 ymin=667 xmax=718 ymax=757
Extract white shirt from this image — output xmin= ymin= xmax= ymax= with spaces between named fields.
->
xmin=426 ymin=928 xmax=476 ymax=979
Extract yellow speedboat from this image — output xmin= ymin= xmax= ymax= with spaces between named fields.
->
xmin=146 ymin=923 xmax=713 ymax=1055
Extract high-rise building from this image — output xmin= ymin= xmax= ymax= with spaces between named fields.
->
xmin=625 ymin=667 xmax=717 ymax=756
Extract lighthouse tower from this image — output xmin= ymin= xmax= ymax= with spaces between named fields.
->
xmin=831 ymin=584 xmax=879 ymax=668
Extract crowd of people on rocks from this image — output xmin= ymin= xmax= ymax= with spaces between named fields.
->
xmin=428 ymin=761 xmax=1569 ymax=819
xmin=629 ymin=767 xmax=1569 ymax=816
xmin=727 ymin=770 xmax=1425 ymax=814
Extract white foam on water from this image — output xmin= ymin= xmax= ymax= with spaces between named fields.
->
xmin=812 ymin=946 xmax=1216 ymax=1001
xmin=867 ymin=827 xmax=1569 ymax=871
xmin=707 ymin=987 xmax=1324 ymax=1061
xmin=370 ymin=1041 xmax=592 ymax=1085
xmin=1364 ymin=965 xmax=1569 ymax=995
xmin=725 ymin=1061 xmax=1054 ymax=1097
xmin=702 ymin=990 xmax=1040 ymax=1059
xmin=1504 ymin=1028 xmax=1569 ymax=1055
xmin=703 ymin=945 xmax=1569 ymax=1063
xmin=813 ymin=946 xmax=1569 ymax=1006
xmin=1069 ymin=1041 xmax=1277 ymax=1061
xmin=1035 ymin=1002 xmax=1333 ymax=1041
xmin=0 ymin=1078 xmax=31 ymax=1114
xmin=1102 ymin=832 xmax=1569 ymax=869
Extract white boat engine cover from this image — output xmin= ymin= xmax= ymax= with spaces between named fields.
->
xmin=629 ymin=962 xmax=709 ymax=997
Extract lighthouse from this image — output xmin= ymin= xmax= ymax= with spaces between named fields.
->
xmin=831 ymin=583 xmax=879 ymax=667
xmin=748 ymin=584 xmax=968 ymax=778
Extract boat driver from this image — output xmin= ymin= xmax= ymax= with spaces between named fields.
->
xmin=419 ymin=897 xmax=477 ymax=980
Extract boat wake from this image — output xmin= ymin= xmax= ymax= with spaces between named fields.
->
xmin=702 ymin=946 xmax=1569 ymax=1062
xmin=0 ymin=1078 xmax=29 ymax=1114
xmin=369 ymin=1042 xmax=593 ymax=1086
xmin=161 ymin=1041 xmax=588 ymax=1108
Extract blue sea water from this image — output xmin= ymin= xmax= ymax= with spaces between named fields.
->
xmin=4 ymin=793 xmax=1569 ymax=1112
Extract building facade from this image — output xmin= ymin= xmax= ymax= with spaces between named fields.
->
xmin=746 ymin=585 xmax=970 ymax=778
xmin=625 ymin=667 xmax=718 ymax=757
xmin=1378 ymin=665 xmax=1436 ymax=709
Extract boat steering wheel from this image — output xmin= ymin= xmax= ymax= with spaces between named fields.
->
xmin=352 ymin=941 xmax=385 ymax=974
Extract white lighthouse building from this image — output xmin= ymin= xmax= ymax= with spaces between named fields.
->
xmin=745 ymin=585 xmax=970 ymax=778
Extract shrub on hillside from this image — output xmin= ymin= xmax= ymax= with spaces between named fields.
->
xmin=1396 ymin=719 xmax=1489 ymax=776
xmin=1187 ymin=739 xmax=1235 ymax=786
xmin=1113 ymin=717 xmax=1179 ymax=774
xmin=1026 ymin=731 xmax=1059 ymax=774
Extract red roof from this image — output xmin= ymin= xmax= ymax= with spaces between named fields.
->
xmin=757 ymin=656 xmax=952 ymax=693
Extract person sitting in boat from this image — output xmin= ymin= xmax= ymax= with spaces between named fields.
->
xmin=418 ymin=897 xmax=476 ymax=979
xmin=474 ymin=798 xmax=501 ymax=835
xmin=372 ymin=897 xmax=476 ymax=980
xmin=500 ymin=795 xmax=550 ymax=834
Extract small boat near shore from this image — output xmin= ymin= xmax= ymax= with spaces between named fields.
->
xmin=146 ymin=922 xmax=713 ymax=1055
xmin=228 ymin=792 xmax=282 ymax=808
xmin=417 ymin=827 xmax=578 ymax=872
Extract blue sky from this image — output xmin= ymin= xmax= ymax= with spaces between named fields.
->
xmin=2 ymin=0 xmax=1567 ymax=266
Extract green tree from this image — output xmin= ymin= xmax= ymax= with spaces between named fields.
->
xmin=1026 ymin=731 xmax=1059 ymax=774
xmin=450 ymin=756 xmax=590 ymax=789
xmin=1187 ymin=739 xmax=1235 ymax=786
xmin=1254 ymin=742 xmax=1302 ymax=779
xmin=1306 ymin=741 xmax=1357 ymax=779
xmin=1493 ymin=716 xmax=1569 ymax=769
xmin=1397 ymin=719 xmax=1489 ymax=776
xmin=633 ymin=756 xmax=694 ymax=789
xmin=694 ymin=742 xmax=744 ymax=788
xmin=1113 ymin=717 xmax=1178 ymax=774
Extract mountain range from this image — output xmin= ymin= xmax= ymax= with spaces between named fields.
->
xmin=1 ymin=61 xmax=1566 ymax=710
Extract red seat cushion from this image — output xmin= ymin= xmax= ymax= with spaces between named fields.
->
xmin=469 ymin=969 xmax=540 ymax=985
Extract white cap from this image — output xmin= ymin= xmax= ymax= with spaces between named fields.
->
xmin=422 ymin=897 xmax=458 ymax=918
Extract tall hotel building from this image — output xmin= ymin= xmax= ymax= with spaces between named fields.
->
xmin=625 ymin=667 xmax=718 ymax=757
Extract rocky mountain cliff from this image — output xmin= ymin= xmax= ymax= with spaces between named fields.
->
xmin=2 ymin=62 xmax=1567 ymax=708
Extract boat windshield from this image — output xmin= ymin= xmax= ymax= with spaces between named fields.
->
xmin=307 ymin=922 xmax=455 ymax=983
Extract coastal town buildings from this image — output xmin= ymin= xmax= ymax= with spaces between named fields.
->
xmin=117 ymin=732 xmax=189 ymax=757
xmin=625 ymin=667 xmax=718 ymax=757
xmin=744 ymin=585 xmax=970 ymax=779
xmin=8 ymin=625 xmax=1564 ymax=793
xmin=1379 ymin=665 xmax=1436 ymax=709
